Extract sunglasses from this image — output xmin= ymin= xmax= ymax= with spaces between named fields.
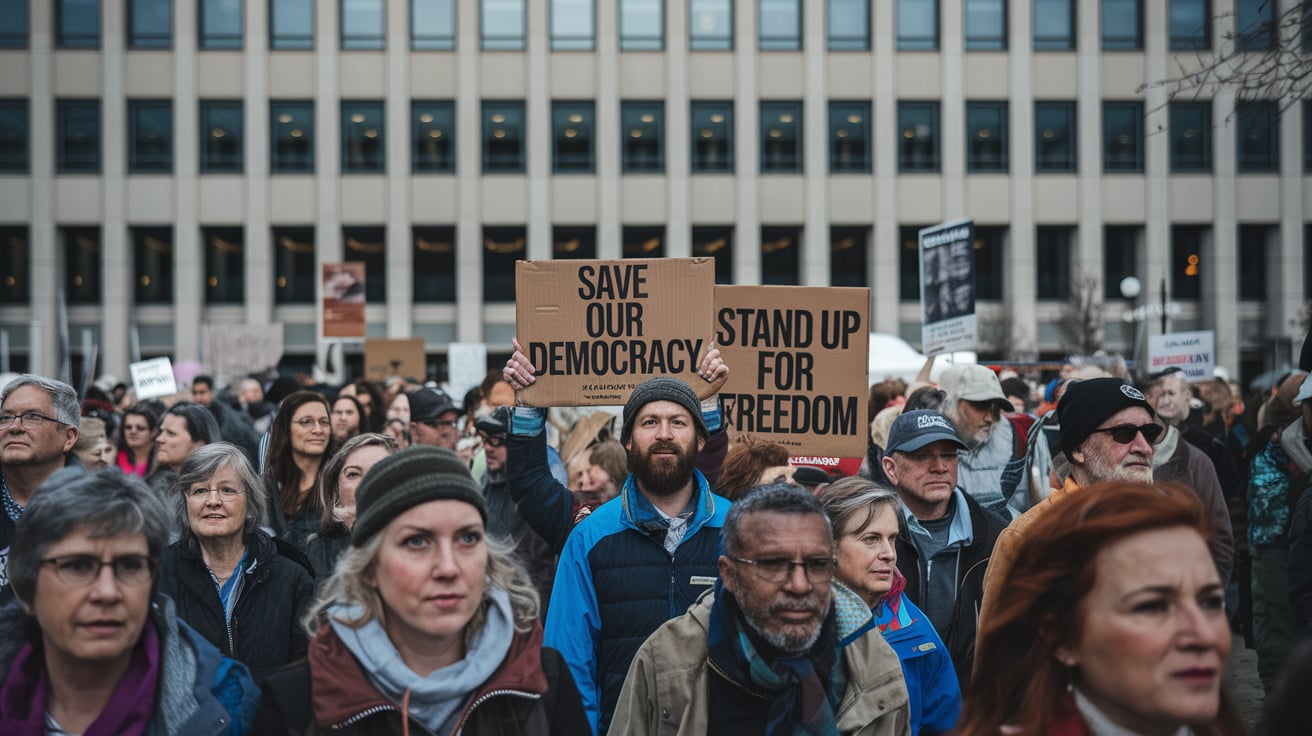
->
xmin=1089 ymin=423 xmax=1164 ymax=445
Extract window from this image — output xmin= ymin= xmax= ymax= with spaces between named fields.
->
xmin=1170 ymin=225 xmax=1204 ymax=299
xmin=623 ymin=225 xmax=665 ymax=258
xmin=554 ymin=226 xmax=597 ymax=259
xmin=273 ymin=227 xmax=315 ymax=304
xmin=830 ymin=101 xmax=871 ymax=173
xmin=964 ymin=0 xmax=1006 ymax=50
xmin=271 ymin=101 xmax=315 ymax=173
xmin=1101 ymin=0 xmax=1141 ymax=50
xmin=1238 ymin=225 xmax=1273 ymax=300
xmin=0 ymin=0 xmax=28 ymax=48
xmin=830 ymin=226 xmax=868 ymax=287
xmin=1235 ymin=0 xmax=1274 ymax=52
xmin=342 ymin=0 xmax=384 ymax=49
xmin=690 ymin=0 xmax=732 ymax=50
xmin=0 ymin=227 xmax=29 ymax=305
xmin=620 ymin=0 xmax=663 ymax=50
xmin=199 ymin=0 xmax=243 ymax=49
xmin=270 ymin=0 xmax=314 ymax=49
xmin=57 ymin=100 xmax=100 ymax=174
xmin=760 ymin=101 xmax=802 ymax=173
xmin=56 ymin=0 xmax=99 ymax=48
xmin=199 ymin=101 xmax=242 ymax=173
xmin=1033 ymin=0 xmax=1074 ymax=50
xmin=132 ymin=226 xmax=173 ymax=304
xmin=898 ymin=101 xmax=940 ymax=172
xmin=552 ymin=101 xmax=594 ymax=173
xmin=413 ymin=226 xmax=456 ymax=302
xmin=128 ymin=101 xmax=172 ymax=173
xmin=966 ymin=101 xmax=1008 ymax=172
xmin=1103 ymin=225 xmax=1140 ymax=299
xmin=63 ymin=226 xmax=101 ymax=304
xmin=1169 ymin=102 xmax=1211 ymax=172
xmin=759 ymin=0 xmax=801 ymax=51
xmin=1169 ymin=0 xmax=1209 ymax=51
xmin=829 ymin=0 xmax=869 ymax=50
xmin=974 ymin=227 xmax=1005 ymax=300
xmin=412 ymin=0 xmax=454 ymax=49
xmin=342 ymin=101 xmax=385 ymax=173
xmin=1036 ymin=225 xmax=1073 ymax=300
xmin=203 ymin=227 xmax=244 ymax=304
xmin=483 ymin=101 xmax=526 ymax=173
xmin=483 ymin=0 xmax=525 ymax=50
xmin=1236 ymin=101 xmax=1278 ymax=172
xmin=691 ymin=101 xmax=733 ymax=172
xmin=412 ymin=101 xmax=455 ymax=173
xmin=692 ymin=226 xmax=734 ymax=284
xmin=128 ymin=0 xmax=171 ymax=48
xmin=762 ymin=226 xmax=801 ymax=284
xmin=0 ymin=99 xmax=28 ymax=173
xmin=897 ymin=0 xmax=938 ymax=50
xmin=1035 ymin=101 xmax=1076 ymax=172
xmin=1102 ymin=102 xmax=1144 ymax=173
xmin=622 ymin=101 xmax=664 ymax=173
xmin=552 ymin=0 xmax=594 ymax=50
xmin=343 ymin=227 xmax=386 ymax=302
xmin=899 ymin=225 xmax=926 ymax=300
xmin=483 ymin=226 xmax=525 ymax=301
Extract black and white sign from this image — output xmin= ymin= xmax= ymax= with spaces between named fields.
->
xmin=919 ymin=219 xmax=977 ymax=355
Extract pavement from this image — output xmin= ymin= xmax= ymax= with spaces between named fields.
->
xmin=1228 ymin=636 xmax=1264 ymax=734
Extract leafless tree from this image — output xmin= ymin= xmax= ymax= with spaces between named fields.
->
xmin=1057 ymin=273 xmax=1105 ymax=356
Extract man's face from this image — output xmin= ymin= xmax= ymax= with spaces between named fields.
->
xmin=413 ymin=410 xmax=461 ymax=450
xmin=191 ymin=382 xmax=213 ymax=407
xmin=481 ymin=433 xmax=507 ymax=473
xmin=1072 ymin=407 xmax=1156 ymax=484
xmin=949 ymin=399 xmax=1001 ymax=448
xmin=881 ymin=439 xmax=959 ymax=519
xmin=624 ymin=401 xmax=702 ymax=499
xmin=720 ymin=511 xmax=834 ymax=655
xmin=1 ymin=385 xmax=78 ymax=468
xmin=1148 ymin=376 xmax=1191 ymax=426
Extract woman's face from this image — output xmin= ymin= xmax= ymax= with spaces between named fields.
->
xmin=121 ymin=414 xmax=155 ymax=452
xmin=32 ymin=529 xmax=153 ymax=667
xmin=336 ymin=444 xmax=391 ymax=517
xmin=1061 ymin=527 xmax=1230 ymax=734
xmin=370 ymin=500 xmax=487 ymax=665
xmin=186 ymin=464 xmax=248 ymax=541
xmin=78 ymin=439 xmax=116 ymax=470
xmin=156 ymin=414 xmax=199 ymax=467
xmin=386 ymin=394 xmax=410 ymax=424
xmin=835 ymin=504 xmax=899 ymax=609
xmin=331 ymin=398 xmax=361 ymax=441
xmin=290 ymin=402 xmax=331 ymax=458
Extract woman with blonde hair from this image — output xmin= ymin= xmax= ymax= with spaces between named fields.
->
xmin=305 ymin=432 xmax=398 ymax=580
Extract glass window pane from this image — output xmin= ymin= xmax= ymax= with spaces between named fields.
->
xmin=899 ymin=225 xmax=924 ymax=300
xmin=1238 ymin=225 xmax=1271 ymax=300
xmin=1169 ymin=0 xmax=1210 ymax=51
xmin=1169 ymin=102 xmax=1211 ymax=172
xmin=828 ymin=0 xmax=869 ymax=51
xmin=552 ymin=0 xmax=594 ymax=50
xmin=414 ymin=226 xmax=456 ymax=302
xmin=1236 ymin=0 xmax=1274 ymax=51
xmin=692 ymin=226 xmax=734 ymax=284
xmin=964 ymin=0 xmax=1006 ymax=50
xmin=412 ymin=101 xmax=455 ymax=173
xmin=1036 ymin=225 xmax=1073 ymax=300
xmin=829 ymin=101 xmax=870 ymax=173
xmin=691 ymin=100 xmax=734 ymax=173
xmin=203 ymin=227 xmax=244 ymax=304
xmin=623 ymin=225 xmax=665 ymax=258
xmin=342 ymin=101 xmax=385 ymax=173
xmin=1170 ymin=225 xmax=1204 ymax=299
xmin=1236 ymin=101 xmax=1278 ymax=172
xmin=552 ymin=101 xmax=595 ymax=173
xmin=200 ymin=0 xmax=243 ymax=49
xmin=759 ymin=0 xmax=800 ymax=51
xmin=63 ymin=226 xmax=102 ymax=304
xmin=343 ymin=226 xmax=386 ymax=302
xmin=412 ymin=0 xmax=454 ymax=50
xmin=974 ymin=226 xmax=1005 ymax=300
xmin=129 ymin=101 xmax=173 ymax=173
xmin=483 ymin=0 xmax=526 ymax=50
xmin=483 ymin=226 xmax=526 ymax=301
xmin=760 ymin=101 xmax=802 ymax=173
xmin=271 ymin=0 xmax=314 ymax=50
xmin=690 ymin=0 xmax=732 ymax=50
xmin=1033 ymin=0 xmax=1074 ymax=50
xmin=553 ymin=226 xmax=597 ymax=259
xmin=1035 ymin=101 xmax=1076 ymax=172
xmin=1305 ymin=100 xmax=1312 ymax=173
xmin=0 ymin=99 xmax=29 ymax=173
xmin=0 ymin=0 xmax=28 ymax=48
xmin=271 ymin=101 xmax=315 ymax=173
xmin=622 ymin=101 xmax=664 ymax=173
xmin=200 ymin=101 xmax=243 ymax=173
xmin=898 ymin=101 xmax=940 ymax=172
xmin=761 ymin=226 xmax=800 ymax=284
xmin=483 ymin=101 xmax=525 ymax=173
xmin=966 ymin=101 xmax=1008 ymax=172
xmin=129 ymin=0 xmax=172 ymax=48
xmin=0 ymin=227 xmax=29 ymax=305
xmin=1102 ymin=102 xmax=1143 ymax=172
xmin=897 ymin=0 xmax=938 ymax=51
xmin=57 ymin=0 xmax=100 ymax=48
xmin=830 ymin=226 xmax=868 ymax=287
xmin=1101 ymin=0 xmax=1142 ymax=50
xmin=273 ymin=226 xmax=316 ymax=304
xmin=58 ymin=99 xmax=101 ymax=174
xmin=1103 ymin=226 xmax=1139 ymax=299
xmin=132 ymin=226 xmax=174 ymax=304
xmin=342 ymin=0 xmax=385 ymax=49
xmin=620 ymin=0 xmax=663 ymax=51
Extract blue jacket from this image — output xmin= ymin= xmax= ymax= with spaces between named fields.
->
xmin=544 ymin=471 xmax=729 ymax=735
xmin=868 ymin=589 xmax=961 ymax=736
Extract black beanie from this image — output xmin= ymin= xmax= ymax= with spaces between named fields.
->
xmin=620 ymin=376 xmax=708 ymax=445
xmin=351 ymin=445 xmax=486 ymax=547
xmin=1057 ymin=377 xmax=1155 ymax=459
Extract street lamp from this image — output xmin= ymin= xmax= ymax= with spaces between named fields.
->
xmin=1120 ymin=277 xmax=1142 ymax=361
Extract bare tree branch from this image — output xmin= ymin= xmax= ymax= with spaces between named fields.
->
xmin=1057 ymin=273 xmax=1105 ymax=356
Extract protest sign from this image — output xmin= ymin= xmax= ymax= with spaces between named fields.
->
xmin=1147 ymin=330 xmax=1216 ymax=381
xmin=920 ymin=219 xmax=977 ymax=355
xmin=515 ymin=258 xmax=716 ymax=406
xmin=364 ymin=338 xmax=426 ymax=382
xmin=129 ymin=357 xmax=177 ymax=399
xmin=323 ymin=262 xmax=366 ymax=338
xmin=447 ymin=342 xmax=489 ymax=398
xmin=715 ymin=285 xmax=870 ymax=456
xmin=203 ymin=324 xmax=285 ymax=389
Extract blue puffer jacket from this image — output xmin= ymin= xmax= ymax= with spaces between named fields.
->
xmin=866 ymin=582 xmax=961 ymax=736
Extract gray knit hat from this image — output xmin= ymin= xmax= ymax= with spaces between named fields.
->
xmin=620 ymin=376 xmax=708 ymax=445
xmin=351 ymin=445 xmax=486 ymax=547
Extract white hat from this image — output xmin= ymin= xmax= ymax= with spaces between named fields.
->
xmin=1295 ymin=377 xmax=1312 ymax=406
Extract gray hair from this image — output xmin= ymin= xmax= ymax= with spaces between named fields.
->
xmin=72 ymin=416 xmax=109 ymax=453
xmin=9 ymin=469 xmax=170 ymax=606
xmin=0 ymin=374 xmax=81 ymax=427
xmin=172 ymin=442 xmax=269 ymax=540
xmin=317 ymin=433 xmax=398 ymax=533
xmin=817 ymin=476 xmax=905 ymax=539
xmin=720 ymin=482 xmax=833 ymax=558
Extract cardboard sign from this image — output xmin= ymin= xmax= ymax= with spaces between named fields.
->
xmin=323 ymin=262 xmax=366 ymax=338
xmin=129 ymin=357 xmax=177 ymax=399
xmin=715 ymin=285 xmax=870 ymax=457
xmin=515 ymin=258 xmax=716 ymax=406
xmin=1147 ymin=330 xmax=1216 ymax=381
xmin=364 ymin=338 xmax=426 ymax=382
xmin=920 ymin=219 xmax=977 ymax=355
xmin=203 ymin=324 xmax=285 ymax=389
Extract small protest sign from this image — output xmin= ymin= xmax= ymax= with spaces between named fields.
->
xmin=204 ymin=324 xmax=285 ymax=389
xmin=323 ymin=262 xmax=366 ymax=338
xmin=1147 ymin=330 xmax=1216 ymax=381
xmin=920 ymin=219 xmax=977 ymax=355
xmin=129 ymin=357 xmax=177 ymax=399
xmin=364 ymin=338 xmax=426 ymax=382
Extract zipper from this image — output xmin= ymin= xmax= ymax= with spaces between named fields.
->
xmin=453 ymin=689 xmax=540 ymax=734
xmin=331 ymin=704 xmax=398 ymax=729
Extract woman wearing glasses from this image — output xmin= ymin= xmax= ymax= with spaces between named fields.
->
xmin=263 ymin=391 xmax=337 ymax=552
xmin=158 ymin=443 xmax=315 ymax=681
xmin=0 ymin=469 xmax=260 ymax=734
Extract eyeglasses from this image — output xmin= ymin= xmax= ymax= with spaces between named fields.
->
xmin=728 ymin=556 xmax=835 ymax=583
xmin=1090 ymin=423 xmax=1164 ymax=445
xmin=188 ymin=485 xmax=245 ymax=499
xmin=423 ymin=420 xmax=459 ymax=430
xmin=42 ymin=554 xmax=156 ymax=586
xmin=900 ymin=450 xmax=959 ymax=464
xmin=294 ymin=417 xmax=332 ymax=429
xmin=0 ymin=411 xmax=68 ymax=431
xmin=480 ymin=433 xmax=505 ymax=447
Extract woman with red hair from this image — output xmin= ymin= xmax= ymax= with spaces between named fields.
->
xmin=959 ymin=481 xmax=1244 ymax=736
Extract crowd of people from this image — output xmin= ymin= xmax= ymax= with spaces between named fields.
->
xmin=0 ymin=338 xmax=1310 ymax=735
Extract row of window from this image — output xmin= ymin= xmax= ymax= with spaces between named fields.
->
xmin=0 ymin=0 xmax=1290 ymax=54
xmin=0 ymin=97 xmax=1294 ymax=176
xmin=0 ymin=222 xmax=1293 ymax=310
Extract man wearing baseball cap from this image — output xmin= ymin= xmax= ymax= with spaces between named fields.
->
xmin=881 ymin=409 xmax=1008 ymax=685
xmin=407 ymin=387 xmax=461 ymax=450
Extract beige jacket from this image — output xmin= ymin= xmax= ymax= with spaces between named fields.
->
xmin=610 ymin=586 xmax=911 ymax=736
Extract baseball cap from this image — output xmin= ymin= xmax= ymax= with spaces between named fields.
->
xmin=409 ymin=387 xmax=459 ymax=423
xmin=885 ymin=410 xmax=968 ymax=454
xmin=939 ymin=364 xmax=1012 ymax=411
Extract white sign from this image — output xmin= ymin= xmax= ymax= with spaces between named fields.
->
xmin=447 ymin=343 xmax=490 ymax=399
xmin=1147 ymin=330 xmax=1216 ymax=381
xmin=129 ymin=357 xmax=178 ymax=399
xmin=204 ymin=324 xmax=285 ymax=389
xmin=919 ymin=219 xmax=977 ymax=355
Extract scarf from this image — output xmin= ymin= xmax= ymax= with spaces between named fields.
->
xmin=707 ymin=582 xmax=843 ymax=736
xmin=330 ymin=585 xmax=515 ymax=734
xmin=871 ymin=569 xmax=911 ymax=634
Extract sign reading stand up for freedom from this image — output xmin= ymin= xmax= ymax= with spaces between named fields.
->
xmin=515 ymin=258 xmax=716 ymax=407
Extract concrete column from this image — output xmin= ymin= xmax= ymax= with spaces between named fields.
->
xmin=29 ymin=1 xmax=59 ymax=376
xmin=663 ymin=0 xmax=689 ymax=259
xmin=102 ymin=0 xmax=132 ymax=373
xmin=596 ymin=0 xmax=623 ymax=259
xmin=173 ymin=0 xmax=203 ymax=364
xmin=244 ymin=0 xmax=273 ymax=327
xmin=1007 ymin=0 xmax=1036 ymax=356
xmin=871 ymin=0 xmax=899 ymax=334
xmin=940 ymin=0 xmax=964 ymax=216
xmin=455 ymin=0 xmax=483 ymax=342
xmin=801 ymin=0 xmax=827 ymax=287
xmin=1075 ymin=0 xmax=1104 ymax=313
xmin=1142 ymin=0 xmax=1174 ymax=357
xmin=733 ymin=0 xmax=759 ymax=284
xmin=525 ymin=0 xmax=550 ymax=261
xmin=316 ymin=0 xmax=343 ymax=365
xmin=386 ymin=2 xmax=413 ymax=337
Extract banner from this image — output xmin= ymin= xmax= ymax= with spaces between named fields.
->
xmin=715 ymin=285 xmax=870 ymax=457
xmin=919 ymin=219 xmax=977 ymax=355
xmin=323 ymin=262 xmax=366 ymax=338
xmin=515 ymin=258 xmax=716 ymax=406
xmin=1147 ymin=330 xmax=1216 ymax=381
xmin=364 ymin=338 xmax=426 ymax=382
xmin=129 ymin=357 xmax=177 ymax=399
xmin=203 ymin=324 xmax=285 ymax=389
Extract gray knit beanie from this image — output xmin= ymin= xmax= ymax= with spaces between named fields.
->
xmin=351 ymin=445 xmax=486 ymax=547
xmin=620 ymin=376 xmax=708 ymax=445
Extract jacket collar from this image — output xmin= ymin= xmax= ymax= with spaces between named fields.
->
xmin=619 ymin=469 xmax=717 ymax=537
xmin=900 ymin=487 xmax=975 ymax=548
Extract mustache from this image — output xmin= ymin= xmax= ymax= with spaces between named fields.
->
xmin=770 ymin=600 xmax=825 ymax=616
xmin=648 ymin=441 xmax=686 ymax=455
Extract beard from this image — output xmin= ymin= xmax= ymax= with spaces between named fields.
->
xmin=627 ymin=439 xmax=699 ymax=499
xmin=730 ymin=572 xmax=828 ymax=655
